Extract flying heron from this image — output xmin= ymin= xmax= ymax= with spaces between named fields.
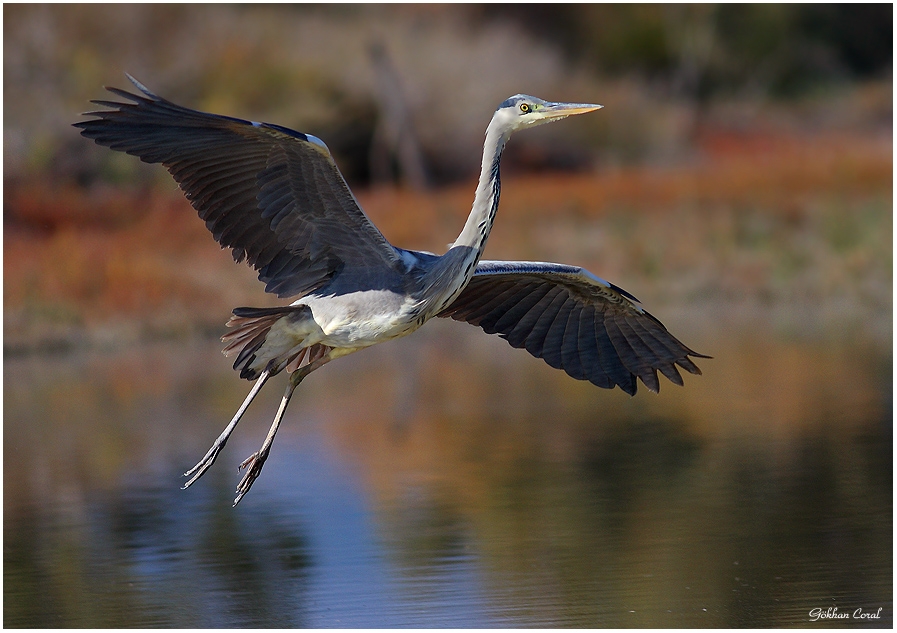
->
xmin=76 ymin=75 xmax=708 ymax=505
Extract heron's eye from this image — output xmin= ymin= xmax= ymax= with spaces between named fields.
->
xmin=519 ymin=103 xmax=531 ymax=114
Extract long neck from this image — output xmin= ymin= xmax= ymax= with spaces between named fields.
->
xmin=452 ymin=121 xmax=508 ymax=254
xmin=415 ymin=118 xmax=508 ymax=315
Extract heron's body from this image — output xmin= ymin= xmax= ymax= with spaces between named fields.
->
xmin=243 ymin=289 xmax=423 ymax=367
xmin=76 ymin=77 xmax=708 ymax=505
xmin=229 ymin=246 xmax=481 ymax=378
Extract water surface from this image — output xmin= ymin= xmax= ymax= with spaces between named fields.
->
xmin=4 ymin=323 xmax=892 ymax=627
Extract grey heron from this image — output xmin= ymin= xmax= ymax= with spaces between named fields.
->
xmin=76 ymin=75 xmax=708 ymax=505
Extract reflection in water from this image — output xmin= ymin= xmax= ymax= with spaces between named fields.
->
xmin=4 ymin=325 xmax=892 ymax=627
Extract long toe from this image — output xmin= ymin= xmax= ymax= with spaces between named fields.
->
xmin=182 ymin=445 xmax=224 ymax=488
xmin=233 ymin=450 xmax=267 ymax=505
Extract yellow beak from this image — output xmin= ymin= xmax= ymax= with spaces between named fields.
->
xmin=542 ymin=102 xmax=603 ymax=119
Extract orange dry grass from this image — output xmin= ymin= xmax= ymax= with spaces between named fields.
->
xmin=4 ymin=187 xmax=274 ymax=351
xmin=4 ymin=129 xmax=891 ymax=352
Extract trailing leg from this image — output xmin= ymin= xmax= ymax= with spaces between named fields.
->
xmin=183 ymin=369 xmax=271 ymax=489
xmin=232 ymin=355 xmax=331 ymax=506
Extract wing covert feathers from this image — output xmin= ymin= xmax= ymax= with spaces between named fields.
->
xmin=439 ymin=261 xmax=708 ymax=395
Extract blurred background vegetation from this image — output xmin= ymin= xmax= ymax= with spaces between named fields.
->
xmin=3 ymin=3 xmax=892 ymax=351
xmin=5 ymin=4 xmax=892 ymax=183
xmin=489 ymin=4 xmax=892 ymax=97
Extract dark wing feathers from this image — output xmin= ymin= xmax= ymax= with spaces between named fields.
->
xmin=523 ymin=288 xmax=568 ymax=358
xmin=74 ymin=75 xmax=399 ymax=298
xmin=439 ymin=261 xmax=708 ymax=395
xmin=541 ymin=298 xmax=575 ymax=371
xmin=559 ymin=305 xmax=586 ymax=380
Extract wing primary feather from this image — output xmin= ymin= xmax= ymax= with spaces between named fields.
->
xmin=639 ymin=318 xmax=710 ymax=374
xmin=559 ymin=305 xmax=587 ymax=380
xmin=657 ymin=362 xmax=684 ymax=386
xmin=624 ymin=319 xmax=686 ymax=385
xmin=523 ymin=288 xmax=568 ymax=358
xmin=609 ymin=312 xmax=661 ymax=392
xmin=591 ymin=310 xmax=636 ymax=394
xmin=576 ymin=305 xmax=613 ymax=388
xmin=539 ymin=298 xmax=576 ymax=370
xmin=676 ymin=357 xmax=703 ymax=375
xmin=500 ymin=283 xmax=557 ymax=347
xmin=615 ymin=315 xmax=664 ymax=369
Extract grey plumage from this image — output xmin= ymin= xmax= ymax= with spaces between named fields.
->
xmin=75 ymin=77 xmax=708 ymax=505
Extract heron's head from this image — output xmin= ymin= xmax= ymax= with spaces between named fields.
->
xmin=491 ymin=94 xmax=602 ymax=136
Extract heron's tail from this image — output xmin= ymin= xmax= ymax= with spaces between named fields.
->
xmin=222 ymin=306 xmax=329 ymax=380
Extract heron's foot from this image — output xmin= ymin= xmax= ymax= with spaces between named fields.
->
xmin=233 ymin=448 xmax=269 ymax=506
xmin=182 ymin=442 xmax=227 ymax=489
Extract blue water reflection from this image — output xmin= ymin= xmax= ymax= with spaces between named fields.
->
xmin=4 ymin=328 xmax=892 ymax=627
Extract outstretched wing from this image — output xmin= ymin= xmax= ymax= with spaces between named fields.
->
xmin=74 ymin=75 xmax=401 ymax=298
xmin=438 ymin=261 xmax=708 ymax=395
